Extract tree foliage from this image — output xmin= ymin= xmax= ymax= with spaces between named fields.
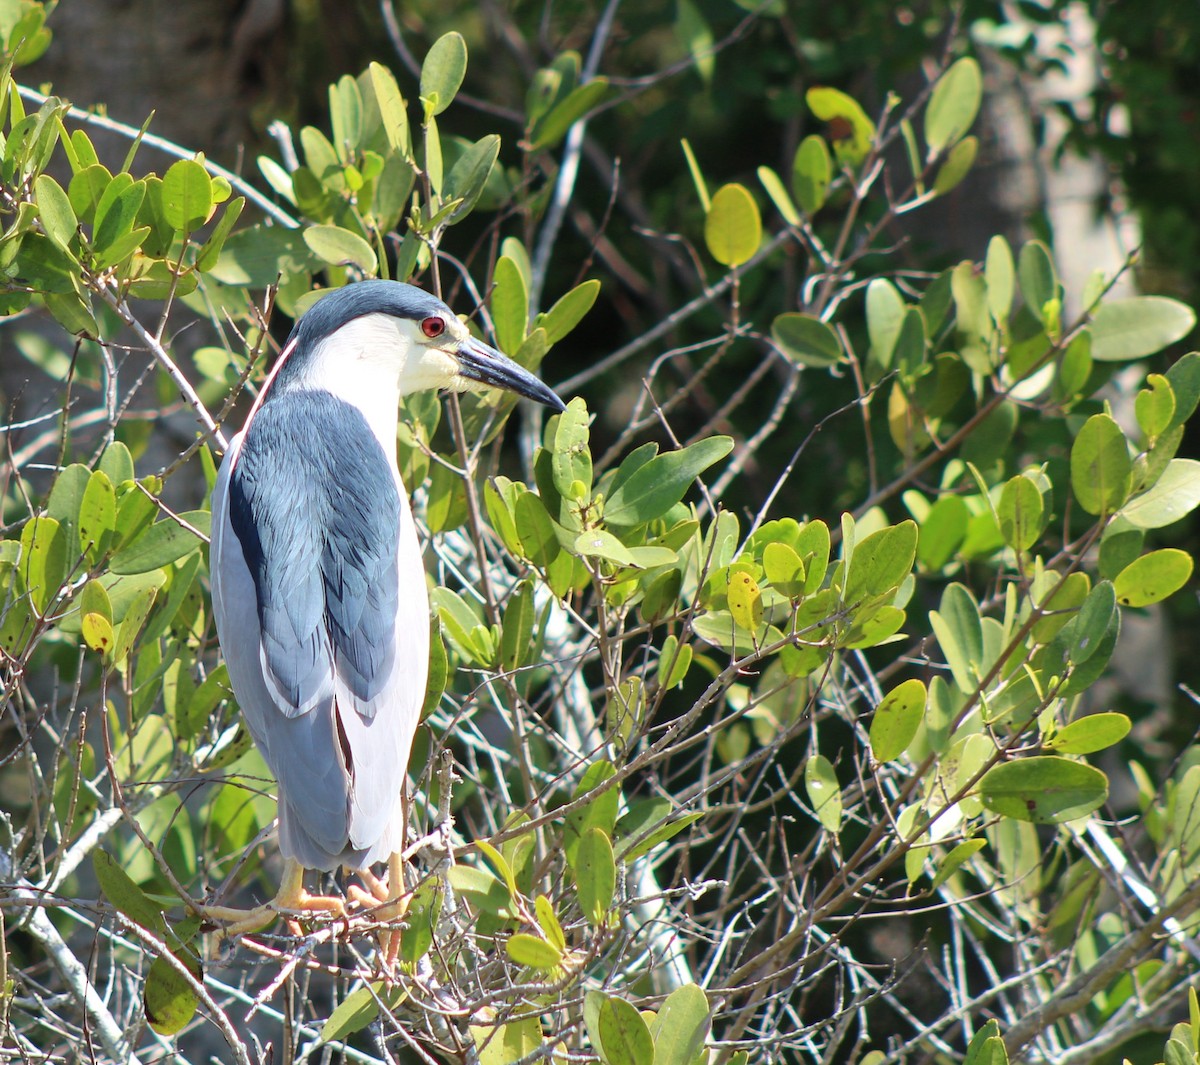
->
xmin=2 ymin=3 xmax=1200 ymax=1064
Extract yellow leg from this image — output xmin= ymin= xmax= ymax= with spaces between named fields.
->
xmin=343 ymin=852 xmax=409 ymax=969
xmin=197 ymin=859 xmax=345 ymax=937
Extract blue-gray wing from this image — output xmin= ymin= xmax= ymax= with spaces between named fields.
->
xmin=210 ymin=390 xmax=429 ymax=870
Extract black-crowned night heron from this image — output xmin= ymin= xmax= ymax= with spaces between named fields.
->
xmin=207 ymin=279 xmax=565 ymax=934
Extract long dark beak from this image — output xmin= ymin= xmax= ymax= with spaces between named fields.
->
xmin=456 ymin=337 xmax=566 ymax=412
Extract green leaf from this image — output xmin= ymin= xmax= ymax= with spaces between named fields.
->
xmin=964 ymin=1021 xmax=1003 ymax=1065
xmin=195 ymin=195 xmax=245 ymax=273
xmin=757 ymin=165 xmax=799 ymax=226
xmin=806 ymin=86 xmax=874 ymax=164
xmin=161 ymin=158 xmax=212 ymax=234
xmin=491 ymin=255 xmax=529 ymax=355
xmin=319 ymin=982 xmax=397 ymax=1044
xmin=866 ymin=278 xmax=905 ymax=368
xmin=514 ymin=491 xmax=561 ymax=567
xmin=110 ymin=511 xmax=210 ymax=575
xmin=442 ymin=133 xmax=500 ymax=223
xmin=589 ymin=993 xmax=655 ymax=1065
xmin=649 ymin=984 xmax=710 ymax=1065
xmin=804 ymin=754 xmax=842 ymax=833
xmin=1017 ymin=240 xmax=1058 ymax=323
xmin=446 ymin=864 xmax=515 ymax=918
xmin=1046 ymin=713 xmax=1131 ymax=755
xmin=704 ymin=183 xmax=761 ymax=267
xmin=726 ymin=570 xmax=763 ymax=632
xmin=1135 ymin=373 xmax=1176 ymax=441
xmin=506 ymin=932 xmax=562 ymax=970
xmin=368 ymin=62 xmax=409 ymax=154
xmin=421 ymin=32 xmax=468 ymax=115
xmin=869 ymin=678 xmax=927 ymax=762
xmin=1114 ymin=548 xmax=1194 ymax=606
xmin=997 ymin=474 xmax=1043 ymax=552
xmin=1070 ymin=414 xmax=1132 ymax=516
xmin=78 ymin=470 xmax=117 ymax=561
xmin=330 ymin=74 xmax=363 ymax=159
xmin=578 ymin=528 xmax=640 ymax=566
xmin=917 ymin=495 xmax=969 ymax=570
xmin=978 ymin=756 xmax=1108 ymax=824
xmin=792 ymin=133 xmax=832 ymax=214
xmin=844 ymin=521 xmax=917 ymax=603
xmin=529 ymin=79 xmax=609 ymax=151
xmin=67 ymin=163 xmax=112 ymax=223
xmin=303 ymin=225 xmax=377 ymax=274
xmin=575 ymin=826 xmax=616 ymax=927
xmin=92 ymin=175 xmax=145 ymax=256
xmin=1031 ymin=570 xmax=1090 ymax=644
xmin=537 ymin=279 xmax=600 ymax=345
xmin=144 ymin=950 xmax=200 ymax=1036
xmin=985 ymin=235 xmax=1014 ymax=323
xmin=1070 ymin=580 xmax=1116 ymax=665
xmin=771 ymin=313 xmax=843 ymax=367
xmin=1121 ymin=458 xmax=1200 ymax=529
xmin=552 ymin=397 xmax=592 ymax=500
xmin=762 ymin=540 xmax=805 ymax=596
xmin=34 ymin=174 xmax=76 ymax=249
xmin=1090 ymin=297 xmax=1195 ymax=362
xmin=604 ymin=436 xmax=732 ymax=526
xmin=924 ymin=57 xmax=982 ymax=154
xmin=932 ymin=136 xmax=977 ymax=195
xmin=930 ymin=582 xmax=983 ymax=694
xmin=92 ymin=849 xmax=165 ymax=934
xmin=931 ymin=838 xmax=987 ymax=891
xmin=535 ymin=894 xmax=566 ymax=951
xmin=18 ymin=516 xmax=67 ymax=615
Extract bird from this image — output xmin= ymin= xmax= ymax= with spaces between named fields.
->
xmin=205 ymin=279 xmax=565 ymax=935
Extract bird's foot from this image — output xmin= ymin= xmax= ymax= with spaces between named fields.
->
xmin=346 ymin=854 xmax=409 ymax=970
xmin=197 ymin=861 xmax=345 ymax=939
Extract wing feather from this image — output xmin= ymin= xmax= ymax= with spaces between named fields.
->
xmin=210 ymin=390 xmax=428 ymax=870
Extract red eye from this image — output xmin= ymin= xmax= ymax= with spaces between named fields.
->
xmin=421 ymin=316 xmax=446 ymax=338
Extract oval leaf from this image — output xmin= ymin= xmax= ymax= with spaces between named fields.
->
xmin=1114 ymin=547 xmax=1194 ymax=606
xmin=506 ymin=932 xmax=563 ymax=971
xmin=161 ymin=158 xmax=213 ymax=234
xmin=1046 ymin=712 xmax=1131 ymax=755
xmin=1121 ymin=459 xmax=1200 ymax=529
xmin=1070 ymin=414 xmax=1131 ymax=516
xmin=804 ymin=754 xmax=842 ymax=833
xmin=303 ymin=225 xmax=377 ymax=273
xmin=144 ymin=951 xmax=201 ymax=1036
xmin=771 ymin=313 xmax=843 ymax=367
xmin=421 ymin=32 xmax=468 ymax=115
xmin=978 ymin=756 xmax=1108 ymax=824
xmin=869 ymin=678 xmax=927 ymax=762
xmin=604 ymin=436 xmax=732 ymax=527
xmin=924 ymin=57 xmax=982 ymax=154
xmin=704 ymin=183 xmax=761 ymax=267
xmin=1090 ymin=297 xmax=1196 ymax=362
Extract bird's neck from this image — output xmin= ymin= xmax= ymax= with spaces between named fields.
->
xmin=282 ymin=352 xmax=402 ymax=467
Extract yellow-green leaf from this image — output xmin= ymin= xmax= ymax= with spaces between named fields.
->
xmin=704 ymin=183 xmax=761 ymax=267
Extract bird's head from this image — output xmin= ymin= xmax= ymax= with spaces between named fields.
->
xmin=271 ymin=279 xmax=565 ymax=413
